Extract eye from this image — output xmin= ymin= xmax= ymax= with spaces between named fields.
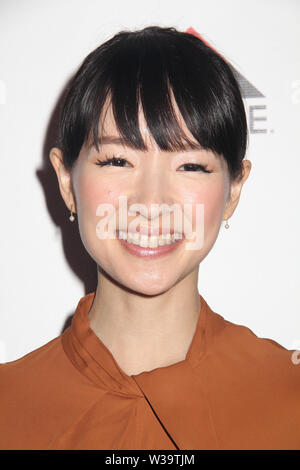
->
xmin=178 ymin=163 xmax=212 ymax=173
xmin=95 ymin=155 xmax=131 ymax=167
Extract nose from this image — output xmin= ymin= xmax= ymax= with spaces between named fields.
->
xmin=128 ymin=164 xmax=173 ymax=223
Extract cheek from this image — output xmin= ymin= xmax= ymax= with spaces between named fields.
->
xmin=181 ymin=179 xmax=227 ymax=231
xmin=201 ymin=186 xmax=226 ymax=225
xmin=73 ymin=170 xmax=125 ymax=259
xmin=76 ymin=174 xmax=122 ymax=216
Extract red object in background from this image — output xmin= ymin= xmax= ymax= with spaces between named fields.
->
xmin=186 ymin=26 xmax=224 ymax=59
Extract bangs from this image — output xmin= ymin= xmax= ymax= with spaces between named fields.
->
xmin=90 ymin=32 xmax=234 ymax=155
xmin=93 ymin=35 xmax=205 ymax=153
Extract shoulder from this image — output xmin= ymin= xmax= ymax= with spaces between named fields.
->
xmin=0 ymin=327 xmax=99 ymax=449
xmin=198 ymin=302 xmax=300 ymax=446
xmin=204 ymin=304 xmax=300 ymax=385
xmin=0 ymin=328 xmax=95 ymax=425
xmin=0 ymin=325 xmax=96 ymax=396
xmin=210 ymin=308 xmax=284 ymax=345
xmin=0 ymin=333 xmax=66 ymax=387
xmin=0 ymin=327 xmax=93 ymax=401
xmin=207 ymin=304 xmax=291 ymax=354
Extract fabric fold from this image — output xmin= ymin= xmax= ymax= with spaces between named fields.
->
xmin=132 ymin=361 xmax=219 ymax=449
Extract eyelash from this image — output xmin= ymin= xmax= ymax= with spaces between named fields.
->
xmin=95 ymin=155 xmax=212 ymax=173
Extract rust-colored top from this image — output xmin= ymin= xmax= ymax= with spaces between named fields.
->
xmin=1 ymin=292 xmax=299 ymax=450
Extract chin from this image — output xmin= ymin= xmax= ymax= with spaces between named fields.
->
xmin=117 ymin=272 xmax=175 ymax=297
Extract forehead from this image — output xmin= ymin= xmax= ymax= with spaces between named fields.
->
xmin=100 ymin=101 xmax=150 ymax=138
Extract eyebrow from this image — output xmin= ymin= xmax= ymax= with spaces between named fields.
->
xmin=97 ymin=135 xmax=205 ymax=151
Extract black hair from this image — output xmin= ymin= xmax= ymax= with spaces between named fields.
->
xmin=59 ymin=25 xmax=248 ymax=181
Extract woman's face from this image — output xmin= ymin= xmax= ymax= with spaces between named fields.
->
xmin=70 ymin=103 xmax=233 ymax=296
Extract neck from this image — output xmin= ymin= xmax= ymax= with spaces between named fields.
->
xmin=88 ymin=267 xmax=201 ymax=376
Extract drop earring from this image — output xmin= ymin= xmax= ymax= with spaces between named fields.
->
xmin=69 ymin=204 xmax=75 ymax=222
xmin=224 ymin=218 xmax=230 ymax=229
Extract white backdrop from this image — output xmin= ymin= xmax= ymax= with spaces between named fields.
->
xmin=0 ymin=0 xmax=299 ymax=363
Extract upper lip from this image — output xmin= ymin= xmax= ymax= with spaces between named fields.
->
xmin=118 ymin=226 xmax=183 ymax=237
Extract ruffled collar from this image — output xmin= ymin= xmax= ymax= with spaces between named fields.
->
xmin=61 ymin=291 xmax=208 ymax=395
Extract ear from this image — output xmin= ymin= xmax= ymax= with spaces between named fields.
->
xmin=224 ymin=160 xmax=252 ymax=220
xmin=49 ymin=147 xmax=77 ymax=213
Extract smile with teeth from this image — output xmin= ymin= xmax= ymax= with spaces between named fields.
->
xmin=118 ymin=231 xmax=183 ymax=248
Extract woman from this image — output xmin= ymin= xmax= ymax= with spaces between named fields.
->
xmin=1 ymin=26 xmax=299 ymax=450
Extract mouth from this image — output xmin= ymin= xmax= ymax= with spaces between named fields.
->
xmin=116 ymin=230 xmax=185 ymax=259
